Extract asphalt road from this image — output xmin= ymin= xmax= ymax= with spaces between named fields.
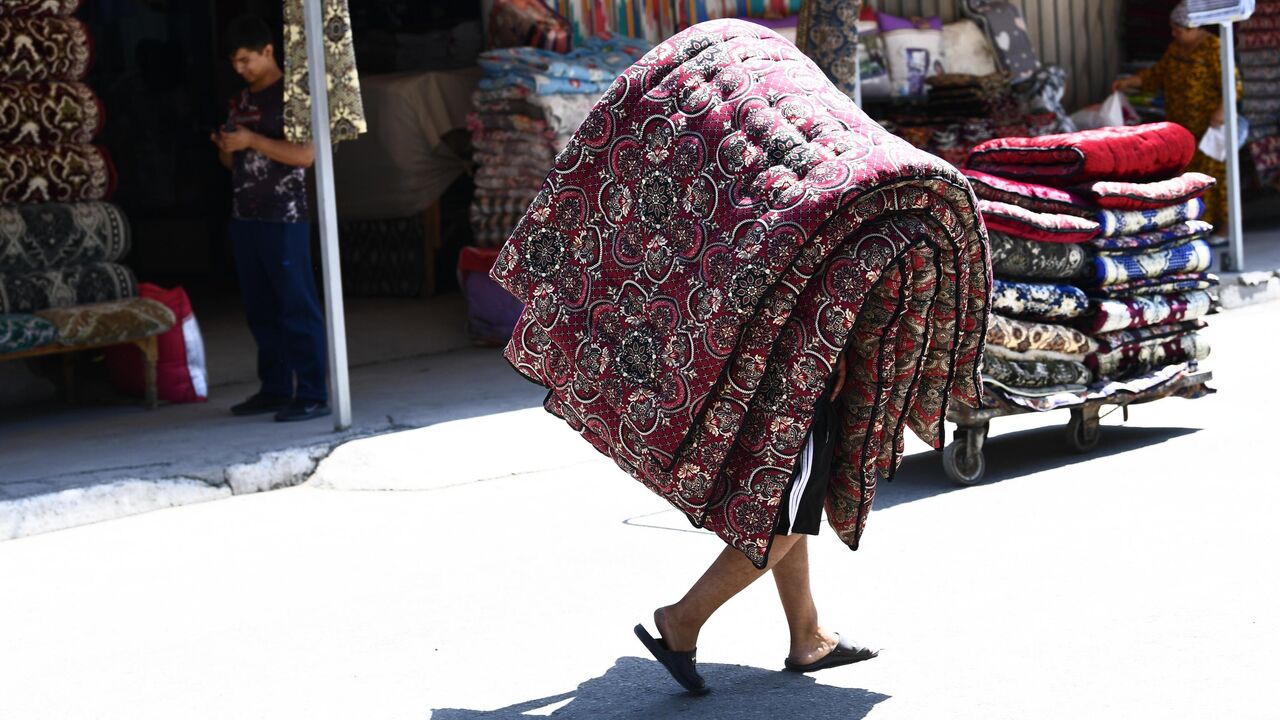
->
xmin=0 ymin=303 xmax=1276 ymax=719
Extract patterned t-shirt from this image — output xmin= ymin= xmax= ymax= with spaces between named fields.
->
xmin=227 ymin=80 xmax=308 ymax=223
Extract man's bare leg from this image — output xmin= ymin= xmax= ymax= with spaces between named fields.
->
xmin=770 ymin=535 xmax=838 ymax=664
xmin=653 ymin=533 xmax=804 ymax=652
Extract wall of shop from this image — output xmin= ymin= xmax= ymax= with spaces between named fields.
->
xmin=873 ymin=0 xmax=1126 ymax=111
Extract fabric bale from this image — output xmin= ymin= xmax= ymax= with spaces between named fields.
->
xmin=0 ymin=144 xmax=114 ymax=204
xmin=978 ymin=199 xmax=1099 ymax=243
xmin=1087 ymin=273 xmax=1218 ymax=299
xmin=0 ymin=16 xmax=91 ymax=81
xmin=1086 ymin=331 xmax=1210 ymax=379
xmin=1096 ymin=198 xmax=1206 ymax=238
xmin=492 ymin=20 xmax=990 ymax=567
xmin=982 ymin=354 xmax=1091 ymax=389
xmin=0 ymin=261 xmax=135 ymax=314
xmin=0 ymin=81 xmax=101 ymax=145
xmin=963 ymin=169 xmax=1095 ymax=218
xmin=991 ymin=279 xmax=1089 ymax=320
xmin=1085 ymin=290 xmax=1213 ymax=335
xmin=0 ymin=312 xmax=58 ymax=353
xmin=0 ymin=202 xmax=129 ymax=274
xmin=986 ymin=313 xmax=1097 ymax=356
xmin=967 ymin=122 xmax=1197 ymax=186
xmin=1088 ymin=220 xmax=1212 ymax=251
xmin=1088 ymin=238 xmax=1213 ymax=287
xmin=1083 ymin=172 xmax=1216 ymax=211
xmin=988 ymin=230 xmax=1089 ymax=280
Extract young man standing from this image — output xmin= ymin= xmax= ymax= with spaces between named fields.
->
xmin=211 ymin=16 xmax=330 ymax=422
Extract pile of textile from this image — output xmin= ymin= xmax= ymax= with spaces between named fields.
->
xmin=965 ymin=123 xmax=1216 ymax=405
xmin=493 ymin=21 xmax=990 ymax=567
xmin=1 ymin=2 xmax=135 ymax=320
xmin=1241 ymin=0 xmax=1280 ymax=188
xmin=468 ymin=35 xmax=650 ymax=249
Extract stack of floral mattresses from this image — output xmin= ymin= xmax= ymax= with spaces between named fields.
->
xmin=1240 ymin=0 xmax=1280 ymax=189
xmin=467 ymin=35 xmax=649 ymax=249
xmin=1 ymin=2 xmax=171 ymax=363
xmin=964 ymin=123 xmax=1216 ymax=408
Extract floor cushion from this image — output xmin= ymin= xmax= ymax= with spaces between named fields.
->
xmin=979 ymin=199 xmax=1099 ymax=243
xmin=35 ymin=296 xmax=174 ymax=346
xmin=1083 ymin=172 xmax=1216 ymax=211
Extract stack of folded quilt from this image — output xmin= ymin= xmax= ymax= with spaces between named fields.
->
xmin=965 ymin=122 xmax=1216 ymax=400
xmin=468 ymin=35 xmax=650 ymax=249
xmin=1240 ymin=0 xmax=1280 ymax=188
xmin=1 ymin=2 xmax=136 ymax=335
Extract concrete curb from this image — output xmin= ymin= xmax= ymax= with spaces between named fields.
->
xmin=1216 ymin=270 xmax=1280 ymax=309
xmin=0 ymin=443 xmax=335 ymax=541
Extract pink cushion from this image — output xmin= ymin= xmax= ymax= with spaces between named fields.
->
xmin=964 ymin=169 xmax=1095 ymax=217
xmin=978 ymin=199 xmax=1100 ymax=243
xmin=1082 ymin=172 xmax=1216 ymax=210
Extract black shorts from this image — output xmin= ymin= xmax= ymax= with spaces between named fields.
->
xmin=774 ymin=400 xmax=837 ymax=536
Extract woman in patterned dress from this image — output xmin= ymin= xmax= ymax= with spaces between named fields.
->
xmin=1114 ymin=2 xmax=1243 ymax=239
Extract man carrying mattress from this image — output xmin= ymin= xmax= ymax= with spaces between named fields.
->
xmin=492 ymin=20 xmax=991 ymax=694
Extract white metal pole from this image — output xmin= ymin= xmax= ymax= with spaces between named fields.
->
xmin=1221 ymin=21 xmax=1245 ymax=271
xmin=302 ymin=0 xmax=352 ymax=430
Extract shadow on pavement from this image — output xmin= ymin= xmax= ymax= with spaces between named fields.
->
xmin=430 ymin=656 xmax=888 ymax=719
xmin=875 ymin=423 xmax=1200 ymax=511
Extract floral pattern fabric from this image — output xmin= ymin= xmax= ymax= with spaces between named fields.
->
xmin=978 ymin=199 xmax=1099 ymax=243
xmin=0 ymin=81 xmax=100 ymax=145
xmin=1093 ymin=319 xmax=1205 ymax=354
xmin=1097 ymin=198 xmax=1206 ymax=238
xmin=0 ymin=261 xmax=135 ymax=314
xmin=1088 ymin=220 xmax=1212 ymax=251
xmin=1087 ymin=273 xmax=1218 ymax=299
xmin=0 ymin=202 xmax=129 ymax=274
xmin=982 ymin=354 xmax=1092 ymax=389
xmin=492 ymin=20 xmax=990 ymax=567
xmin=0 ymin=0 xmax=82 ymax=14
xmin=1089 ymin=238 xmax=1213 ymax=286
xmin=991 ymin=278 xmax=1089 ymax=320
xmin=1085 ymin=290 xmax=1213 ymax=334
xmin=282 ymin=0 xmax=367 ymax=145
xmin=795 ymin=0 xmax=862 ymax=100
xmin=988 ymin=230 xmax=1088 ymax=280
xmin=0 ymin=312 xmax=58 ymax=353
xmin=35 ymin=296 xmax=173 ymax=346
xmin=1087 ymin=332 xmax=1210 ymax=380
xmin=986 ymin=313 xmax=1097 ymax=355
xmin=0 ymin=16 xmax=91 ymax=81
xmin=0 ymin=144 xmax=113 ymax=205
xmin=964 ymin=169 xmax=1094 ymax=218
xmin=1084 ymin=172 xmax=1216 ymax=211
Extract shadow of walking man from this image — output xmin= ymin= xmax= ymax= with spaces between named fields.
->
xmin=431 ymin=656 xmax=889 ymax=719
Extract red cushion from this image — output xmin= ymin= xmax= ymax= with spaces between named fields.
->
xmin=964 ymin=169 xmax=1095 ymax=217
xmin=979 ymin=199 xmax=1100 ymax=243
xmin=967 ymin=122 xmax=1197 ymax=185
xmin=1082 ymin=172 xmax=1216 ymax=210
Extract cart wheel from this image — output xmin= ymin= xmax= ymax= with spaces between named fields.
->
xmin=1066 ymin=411 xmax=1101 ymax=453
xmin=943 ymin=436 xmax=986 ymax=485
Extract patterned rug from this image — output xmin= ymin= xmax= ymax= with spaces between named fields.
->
xmin=0 ymin=80 xmax=101 ymax=145
xmin=492 ymin=20 xmax=990 ymax=566
xmin=0 ymin=202 xmax=129 ymax=274
xmin=0 ymin=144 xmax=113 ymax=204
xmin=0 ymin=16 xmax=92 ymax=82
xmin=0 ymin=261 xmax=136 ymax=314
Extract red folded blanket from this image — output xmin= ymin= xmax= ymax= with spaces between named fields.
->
xmin=966 ymin=123 xmax=1196 ymax=186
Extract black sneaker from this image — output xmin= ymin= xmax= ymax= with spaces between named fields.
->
xmin=274 ymin=399 xmax=331 ymax=422
xmin=231 ymin=393 xmax=291 ymax=417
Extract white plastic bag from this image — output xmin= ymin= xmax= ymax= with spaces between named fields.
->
xmin=1199 ymin=125 xmax=1228 ymax=162
xmin=1069 ymin=92 xmax=1134 ymax=131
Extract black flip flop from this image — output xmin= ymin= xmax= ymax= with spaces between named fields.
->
xmin=783 ymin=634 xmax=879 ymax=673
xmin=633 ymin=624 xmax=709 ymax=694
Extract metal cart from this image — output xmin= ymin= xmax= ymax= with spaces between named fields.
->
xmin=941 ymin=366 xmax=1215 ymax=485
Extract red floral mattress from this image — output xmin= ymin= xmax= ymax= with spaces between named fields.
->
xmin=966 ymin=123 xmax=1196 ymax=186
xmin=492 ymin=20 xmax=991 ymax=566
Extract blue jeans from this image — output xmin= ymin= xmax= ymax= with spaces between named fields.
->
xmin=230 ymin=218 xmax=328 ymax=402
